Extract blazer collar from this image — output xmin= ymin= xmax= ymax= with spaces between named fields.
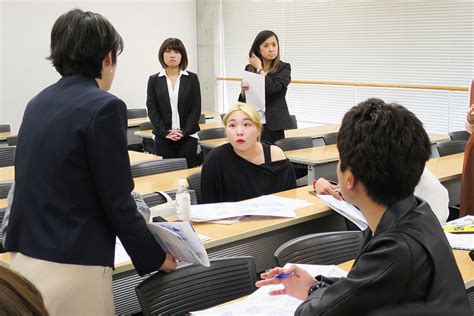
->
xmin=157 ymin=68 xmax=189 ymax=78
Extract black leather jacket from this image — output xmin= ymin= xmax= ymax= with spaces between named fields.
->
xmin=295 ymin=195 xmax=470 ymax=316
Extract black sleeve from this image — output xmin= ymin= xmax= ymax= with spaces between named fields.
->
xmin=87 ymin=98 xmax=166 ymax=276
xmin=265 ymin=63 xmax=291 ymax=96
xmin=238 ymin=65 xmax=251 ymax=102
xmin=201 ymin=150 xmax=223 ymax=203
xmin=295 ymin=236 xmax=425 ymax=316
xmin=279 ymin=159 xmax=297 ymax=191
xmin=146 ymin=75 xmax=168 ymax=138
xmin=182 ymin=74 xmax=202 ymax=137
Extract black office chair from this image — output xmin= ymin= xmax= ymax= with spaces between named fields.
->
xmin=142 ymin=189 xmax=197 ymax=208
xmin=448 ymin=130 xmax=470 ymax=141
xmin=467 ymin=286 xmax=474 ymax=316
xmin=0 ymin=181 xmax=12 ymax=200
xmin=275 ymin=136 xmax=313 ymax=151
xmin=131 ymin=158 xmax=187 ymax=178
xmin=436 ymin=140 xmax=467 ymax=157
xmin=0 ymin=147 xmax=15 ymax=167
xmin=0 ymin=125 xmax=11 ymax=133
xmin=6 ymin=136 xmax=17 ymax=146
xmin=198 ymin=127 xmax=225 ymax=140
xmin=274 ymin=231 xmax=365 ymax=266
xmin=322 ymin=132 xmax=338 ymax=145
xmin=0 ymin=207 xmax=5 ymax=253
xmin=135 ymin=257 xmax=257 ymax=316
xmin=198 ymin=113 xmax=206 ymax=124
xmin=138 ymin=122 xmax=155 ymax=154
xmin=289 ymin=114 xmax=298 ymax=129
xmin=186 ymin=171 xmax=202 ymax=204
xmin=127 ymin=108 xmax=147 ymax=119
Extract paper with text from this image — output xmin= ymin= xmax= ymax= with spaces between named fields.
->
xmin=242 ymin=70 xmax=265 ymax=113
xmin=317 ymin=194 xmax=368 ymax=230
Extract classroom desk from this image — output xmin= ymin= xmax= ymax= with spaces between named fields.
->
xmin=202 ymin=111 xmax=221 ymax=119
xmin=0 ymin=199 xmax=6 ymax=208
xmin=133 ymin=166 xmax=202 ymax=194
xmin=127 ymin=117 xmax=150 ymax=128
xmin=426 ymin=153 xmax=464 ymax=206
xmin=0 ymin=151 xmax=161 ymax=183
xmin=0 ymin=131 xmax=17 ymax=142
xmin=134 ymin=121 xmax=224 ymax=140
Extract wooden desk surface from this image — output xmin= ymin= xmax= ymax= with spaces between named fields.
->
xmin=284 ymin=124 xmax=340 ymax=138
xmin=202 ymin=111 xmax=221 ymax=119
xmin=133 ymin=166 xmax=202 ymax=194
xmin=0 ymin=199 xmax=6 ymax=208
xmin=0 ymin=151 xmax=161 ymax=182
xmin=0 ymin=131 xmax=17 ymax=141
xmin=135 ymin=121 xmax=224 ymax=139
xmin=285 ymin=144 xmax=339 ymax=164
xmin=127 ymin=117 xmax=149 ymax=128
xmin=425 ymin=153 xmax=464 ymax=182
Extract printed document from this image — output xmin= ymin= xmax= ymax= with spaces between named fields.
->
xmin=242 ymin=70 xmax=265 ymax=113
xmin=317 ymin=194 xmax=368 ymax=230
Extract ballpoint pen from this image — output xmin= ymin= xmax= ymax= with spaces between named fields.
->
xmin=275 ymin=272 xmax=295 ymax=279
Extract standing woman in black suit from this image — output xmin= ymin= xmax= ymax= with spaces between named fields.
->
xmin=6 ymin=9 xmax=177 ymax=315
xmin=240 ymin=30 xmax=293 ymax=144
xmin=146 ymin=38 xmax=201 ymax=167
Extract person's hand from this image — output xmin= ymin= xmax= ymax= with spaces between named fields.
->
xmin=166 ymin=129 xmax=183 ymax=141
xmin=255 ymin=265 xmax=315 ymax=300
xmin=249 ymin=52 xmax=263 ymax=71
xmin=315 ymin=178 xmax=342 ymax=200
xmin=159 ymin=252 xmax=178 ymax=272
xmin=467 ymin=104 xmax=474 ymax=124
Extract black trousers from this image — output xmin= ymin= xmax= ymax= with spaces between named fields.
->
xmin=154 ymin=136 xmax=198 ymax=168
xmin=261 ymin=125 xmax=285 ymax=144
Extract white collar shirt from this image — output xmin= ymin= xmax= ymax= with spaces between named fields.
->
xmin=158 ymin=69 xmax=189 ymax=130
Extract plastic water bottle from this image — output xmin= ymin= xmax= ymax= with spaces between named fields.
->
xmin=176 ymin=179 xmax=191 ymax=222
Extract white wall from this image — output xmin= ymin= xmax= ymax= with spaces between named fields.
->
xmin=0 ymin=0 xmax=197 ymax=129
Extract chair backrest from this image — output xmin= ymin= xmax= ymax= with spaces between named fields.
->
xmin=0 ymin=147 xmax=15 ymax=167
xmin=198 ymin=127 xmax=225 ymax=140
xmin=275 ymin=136 xmax=313 ymax=151
xmin=436 ymin=140 xmax=468 ymax=157
xmin=131 ymin=158 xmax=187 ymax=178
xmin=6 ymin=136 xmax=18 ymax=146
xmin=274 ymin=231 xmax=365 ymax=266
xmin=142 ymin=189 xmax=197 ymax=208
xmin=467 ymin=286 xmax=474 ymax=316
xmin=448 ymin=130 xmax=470 ymax=141
xmin=322 ymin=132 xmax=338 ymax=145
xmin=0 ymin=124 xmax=11 ymax=133
xmin=198 ymin=113 xmax=206 ymax=124
xmin=127 ymin=108 xmax=148 ymax=119
xmin=135 ymin=257 xmax=257 ymax=316
xmin=186 ymin=171 xmax=202 ymax=204
xmin=289 ymin=114 xmax=298 ymax=129
xmin=139 ymin=121 xmax=153 ymax=131
xmin=0 ymin=181 xmax=13 ymax=200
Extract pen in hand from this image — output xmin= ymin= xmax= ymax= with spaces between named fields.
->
xmin=274 ymin=272 xmax=295 ymax=279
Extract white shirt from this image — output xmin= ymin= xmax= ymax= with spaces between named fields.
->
xmin=465 ymin=119 xmax=473 ymax=134
xmin=414 ymin=168 xmax=449 ymax=224
xmin=158 ymin=69 xmax=189 ymax=130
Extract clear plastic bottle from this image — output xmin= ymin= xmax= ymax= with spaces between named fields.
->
xmin=175 ymin=179 xmax=191 ymax=222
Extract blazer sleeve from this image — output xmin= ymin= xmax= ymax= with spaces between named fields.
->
xmin=182 ymin=74 xmax=202 ymax=137
xmin=146 ymin=75 xmax=168 ymax=138
xmin=87 ymin=98 xmax=166 ymax=276
xmin=295 ymin=236 xmax=427 ymax=316
xmin=265 ymin=63 xmax=291 ymax=96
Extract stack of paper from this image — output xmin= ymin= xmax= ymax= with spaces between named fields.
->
xmin=190 ymin=195 xmax=312 ymax=222
xmin=444 ymin=232 xmax=474 ymax=251
xmin=191 ymin=264 xmax=348 ymax=315
xmin=317 ymin=194 xmax=368 ymax=230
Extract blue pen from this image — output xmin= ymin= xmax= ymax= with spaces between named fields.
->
xmin=275 ymin=272 xmax=294 ymax=279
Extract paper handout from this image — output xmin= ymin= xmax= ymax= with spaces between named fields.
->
xmin=242 ymin=70 xmax=265 ymax=113
xmin=317 ymin=194 xmax=368 ymax=230
xmin=147 ymin=221 xmax=210 ymax=267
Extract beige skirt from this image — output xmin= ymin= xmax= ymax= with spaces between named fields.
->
xmin=10 ymin=252 xmax=114 ymax=316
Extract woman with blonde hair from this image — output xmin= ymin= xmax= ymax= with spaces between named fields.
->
xmin=201 ymin=103 xmax=296 ymax=203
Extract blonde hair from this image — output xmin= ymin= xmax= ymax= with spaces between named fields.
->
xmin=223 ymin=103 xmax=262 ymax=139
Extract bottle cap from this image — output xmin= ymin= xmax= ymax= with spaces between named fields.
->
xmin=178 ymin=179 xmax=187 ymax=187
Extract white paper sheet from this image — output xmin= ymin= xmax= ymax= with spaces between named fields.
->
xmin=242 ymin=70 xmax=265 ymax=113
xmin=317 ymin=194 xmax=368 ymax=230
xmin=190 ymin=195 xmax=311 ymax=222
xmin=444 ymin=232 xmax=474 ymax=250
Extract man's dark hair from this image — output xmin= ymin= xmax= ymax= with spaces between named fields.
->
xmin=158 ymin=38 xmax=188 ymax=70
xmin=337 ymin=98 xmax=431 ymax=206
xmin=47 ymin=9 xmax=124 ymax=78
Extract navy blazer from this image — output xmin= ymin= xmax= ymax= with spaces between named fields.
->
xmin=5 ymin=75 xmax=165 ymax=276
xmin=146 ymin=71 xmax=201 ymax=139
xmin=239 ymin=62 xmax=293 ymax=131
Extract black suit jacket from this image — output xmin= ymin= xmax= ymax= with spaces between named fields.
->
xmin=239 ymin=62 xmax=293 ymax=131
xmin=146 ymin=71 xmax=201 ymax=139
xmin=5 ymin=75 xmax=166 ymax=276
